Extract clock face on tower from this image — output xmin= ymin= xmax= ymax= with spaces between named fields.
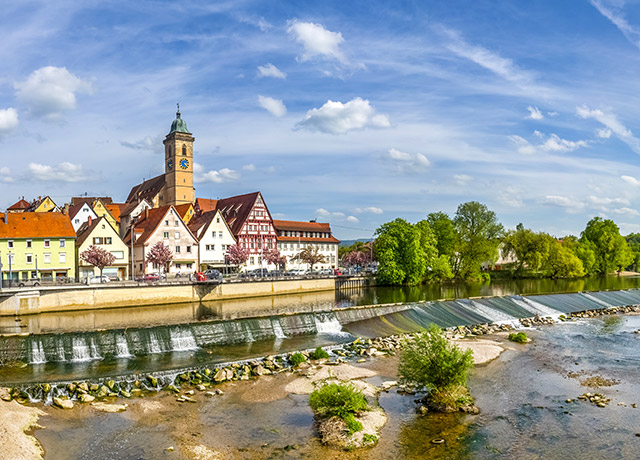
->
xmin=180 ymin=159 xmax=189 ymax=169
xmin=167 ymin=159 xmax=174 ymax=170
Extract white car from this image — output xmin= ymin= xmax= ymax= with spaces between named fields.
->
xmin=88 ymin=275 xmax=110 ymax=284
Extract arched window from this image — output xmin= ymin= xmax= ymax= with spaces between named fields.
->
xmin=182 ymin=144 xmax=187 ymax=156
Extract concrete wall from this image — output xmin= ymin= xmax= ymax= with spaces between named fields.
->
xmin=0 ymin=277 xmax=336 ymax=316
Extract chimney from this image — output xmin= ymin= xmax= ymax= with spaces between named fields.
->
xmin=88 ymin=216 xmax=92 ymax=227
xmin=3 ymin=213 xmax=7 ymax=224
xmin=145 ymin=208 xmax=149 ymax=220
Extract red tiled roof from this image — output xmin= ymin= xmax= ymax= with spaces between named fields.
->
xmin=0 ymin=212 xmax=76 ymax=238
xmin=272 ymin=220 xmax=332 ymax=232
xmin=7 ymin=199 xmax=30 ymax=210
xmin=126 ymin=174 xmax=165 ymax=203
xmin=71 ymin=196 xmax=114 ymax=206
xmin=215 ymin=192 xmax=263 ymax=235
xmin=277 ymin=236 xmax=340 ymax=244
xmin=126 ymin=206 xmax=170 ymax=244
xmin=195 ymin=198 xmax=218 ymax=214
xmin=105 ymin=204 xmax=121 ymax=223
xmin=174 ymin=203 xmax=193 ymax=220
xmin=68 ymin=202 xmax=94 ymax=220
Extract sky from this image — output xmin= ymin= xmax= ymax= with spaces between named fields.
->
xmin=3 ymin=0 xmax=640 ymax=240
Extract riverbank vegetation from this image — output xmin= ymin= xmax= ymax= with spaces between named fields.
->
xmin=398 ymin=324 xmax=476 ymax=413
xmin=340 ymin=200 xmax=640 ymax=285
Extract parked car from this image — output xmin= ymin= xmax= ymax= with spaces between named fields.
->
xmin=248 ymin=268 xmax=269 ymax=277
xmin=88 ymin=275 xmax=110 ymax=284
xmin=17 ymin=278 xmax=41 ymax=287
xmin=136 ymin=273 xmax=160 ymax=282
xmin=287 ymin=269 xmax=306 ymax=276
xmin=318 ymin=268 xmax=333 ymax=276
xmin=203 ymin=269 xmax=223 ymax=282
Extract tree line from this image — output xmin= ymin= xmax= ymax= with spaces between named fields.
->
xmin=340 ymin=201 xmax=640 ymax=285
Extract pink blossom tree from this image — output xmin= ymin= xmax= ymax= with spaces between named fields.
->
xmin=80 ymin=245 xmax=116 ymax=282
xmin=263 ymin=248 xmax=286 ymax=269
xmin=146 ymin=241 xmax=173 ymax=275
xmin=342 ymin=250 xmax=371 ymax=267
xmin=226 ymin=244 xmax=249 ymax=267
xmin=295 ymin=246 xmax=326 ymax=272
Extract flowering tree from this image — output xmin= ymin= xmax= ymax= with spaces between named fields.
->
xmin=146 ymin=241 xmax=173 ymax=274
xmin=263 ymin=248 xmax=286 ymax=269
xmin=80 ymin=245 xmax=116 ymax=282
xmin=295 ymin=246 xmax=326 ymax=271
xmin=226 ymin=244 xmax=249 ymax=266
xmin=342 ymin=250 xmax=371 ymax=267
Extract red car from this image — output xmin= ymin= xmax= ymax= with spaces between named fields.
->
xmin=136 ymin=274 xmax=160 ymax=282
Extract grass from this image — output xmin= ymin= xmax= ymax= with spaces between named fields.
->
xmin=310 ymin=347 xmax=330 ymax=360
xmin=289 ymin=352 xmax=307 ymax=366
xmin=508 ymin=332 xmax=528 ymax=344
xmin=309 ymin=383 xmax=368 ymax=419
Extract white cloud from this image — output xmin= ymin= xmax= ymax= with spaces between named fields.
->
xmin=14 ymin=66 xmax=92 ymax=120
xmin=0 ymin=108 xmax=19 ymax=135
xmin=27 ymin=162 xmax=88 ymax=182
xmin=287 ymin=20 xmax=346 ymax=64
xmin=355 ymin=206 xmax=383 ymax=214
xmin=587 ymin=195 xmax=629 ymax=206
xmin=453 ymin=174 xmax=472 ymax=185
xmin=0 ymin=167 xmax=14 ymax=183
xmin=443 ymin=28 xmax=534 ymax=85
xmin=510 ymin=132 xmax=589 ymax=155
xmin=597 ymin=128 xmax=612 ymax=139
xmin=547 ymin=111 xmax=559 ymax=117
xmin=258 ymin=95 xmax=287 ymax=118
xmin=346 ymin=216 xmax=359 ymax=223
xmin=590 ymin=1 xmax=640 ymax=51
xmin=193 ymin=163 xmax=239 ymax=183
xmin=315 ymin=208 xmax=331 ymax=217
xmin=257 ymin=63 xmax=286 ymax=79
xmin=498 ymin=187 xmax=525 ymax=208
xmin=242 ymin=164 xmax=256 ymax=171
xmin=542 ymin=195 xmax=585 ymax=213
xmin=612 ymin=207 xmax=640 ymax=217
xmin=577 ymin=105 xmax=640 ymax=153
xmin=120 ymin=135 xmax=160 ymax=151
xmin=295 ymin=98 xmax=390 ymax=134
xmin=315 ymin=208 xmax=352 ymax=221
xmin=621 ymin=175 xmax=640 ymax=186
xmin=387 ymin=148 xmax=430 ymax=173
xmin=527 ymin=106 xmax=544 ymax=120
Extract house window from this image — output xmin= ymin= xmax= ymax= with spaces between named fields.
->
xmin=221 ymin=244 xmax=225 ymax=251
xmin=216 ymin=217 xmax=220 ymax=223
xmin=74 ymin=219 xmax=79 ymax=224
xmin=59 ymin=253 xmax=66 ymax=263
xmin=175 ymin=221 xmax=179 ymax=226
xmin=218 ymin=232 xmax=223 ymax=238
xmin=59 ymin=239 xmax=65 ymax=248
xmin=93 ymin=237 xmax=102 ymax=245
xmin=7 ymin=240 xmax=13 ymax=249
xmin=111 ymin=251 xmax=124 ymax=259
xmin=176 ymin=263 xmax=181 ymax=269
xmin=26 ymin=240 xmax=32 ymax=248
xmin=44 ymin=253 xmax=51 ymax=264
xmin=176 ymin=246 xmax=181 ymax=253
xmin=175 ymin=232 xmax=180 ymax=239
xmin=44 ymin=239 xmax=50 ymax=248
xmin=101 ymin=224 xmax=105 ymax=229
xmin=83 ymin=208 xmax=88 ymax=212
xmin=187 ymin=263 xmax=192 ymax=269
xmin=250 ymin=257 xmax=255 ymax=264
xmin=105 ymin=237 xmax=112 ymax=244
xmin=182 ymin=144 xmax=187 ymax=156
xmin=165 ymin=220 xmax=169 ymax=226
xmin=26 ymin=254 xmax=33 ymax=264
xmin=212 ymin=231 xmax=216 ymax=238
xmin=164 ymin=232 xmax=169 ymax=239
xmin=186 ymin=246 xmax=191 ymax=253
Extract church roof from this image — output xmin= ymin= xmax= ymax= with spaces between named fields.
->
xmin=125 ymin=174 xmax=166 ymax=204
xmin=168 ymin=107 xmax=190 ymax=134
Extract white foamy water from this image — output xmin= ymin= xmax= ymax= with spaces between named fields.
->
xmin=457 ymin=300 xmax=518 ymax=325
xmin=580 ymin=292 xmax=615 ymax=309
xmin=55 ymin=338 xmax=66 ymax=361
xmin=115 ymin=334 xmax=133 ymax=358
xmin=512 ymin=297 xmax=562 ymax=318
xmin=314 ymin=314 xmax=346 ymax=334
xmin=147 ymin=330 xmax=165 ymax=354
xmin=169 ymin=328 xmax=198 ymax=351
xmin=271 ymin=318 xmax=286 ymax=338
xmin=30 ymin=340 xmax=46 ymax=364
xmin=71 ymin=336 xmax=101 ymax=362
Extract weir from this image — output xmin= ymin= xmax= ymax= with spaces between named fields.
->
xmin=2 ymin=289 xmax=640 ymax=385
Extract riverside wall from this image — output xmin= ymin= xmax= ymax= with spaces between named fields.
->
xmin=0 ymin=278 xmax=338 ymax=316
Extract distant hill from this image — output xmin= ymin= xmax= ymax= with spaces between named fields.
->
xmin=339 ymin=239 xmax=373 ymax=247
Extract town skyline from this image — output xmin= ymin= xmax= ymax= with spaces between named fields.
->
xmin=3 ymin=1 xmax=640 ymax=240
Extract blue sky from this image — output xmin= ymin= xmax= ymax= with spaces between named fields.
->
xmin=3 ymin=0 xmax=640 ymax=240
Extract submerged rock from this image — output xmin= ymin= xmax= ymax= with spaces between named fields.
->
xmin=53 ymin=397 xmax=74 ymax=410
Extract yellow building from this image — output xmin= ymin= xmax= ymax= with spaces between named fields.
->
xmin=76 ymin=216 xmax=129 ymax=280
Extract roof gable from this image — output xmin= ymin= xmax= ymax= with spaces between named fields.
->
xmin=126 ymin=174 xmax=166 ymax=203
xmin=76 ymin=215 xmax=120 ymax=246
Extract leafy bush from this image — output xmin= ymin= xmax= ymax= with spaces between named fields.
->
xmin=398 ymin=324 xmax=474 ymax=391
xmin=289 ymin=352 xmax=307 ymax=366
xmin=309 ymin=383 xmax=368 ymax=419
xmin=343 ymin=414 xmax=363 ymax=435
xmin=310 ymin=347 xmax=330 ymax=360
xmin=362 ymin=433 xmax=378 ymax=445
xmin=508 ymin=332 xmax=528 ymax=344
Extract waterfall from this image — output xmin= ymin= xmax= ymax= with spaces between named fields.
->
xmin=456 ymin=300 xmax=518 ymax=324
xmin=272 ymin=318 xmax=286 ymax=338
xmin=115 ymin=334 xmax=133 ymax=358
xmin=580 ymin=292 xmax=615 ymax=309
xmin=314 ymin=313 xmax=346 ymax=334
xmin=71 ymin=336 xmax=101 ymax=362
xmin=147 ymin=330 xmax=165 ymax=354
xmin=169 ymin=328 xmax=198 ymax=352
xmin=511 ymin=297 xmax=562 ymax=318
xmin=30 ymin=340 xmax=46 ymax=364
xmin=55 ymin=338 xmax=66 ymax=361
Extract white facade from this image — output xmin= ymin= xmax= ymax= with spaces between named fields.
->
xmin=277 ymin=241 xmax=339 ymax=270
xmin=70 ymin=203 xmax=98 ymax=232
xmin=191 ymin=210 xmax=236 ymax=269
xmin=119 ymin=200 xmax=152 ymax=239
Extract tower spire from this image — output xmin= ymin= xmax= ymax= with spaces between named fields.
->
xmin=176 ymin=102 xmax=181 ymax=118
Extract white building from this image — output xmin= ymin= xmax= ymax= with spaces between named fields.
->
xmin=68 ymin=202 xmax=98 ymax=232
xmin=188 ymin=209 xmax=236 ymax=271
xmin=273 ymin=220 xmax=340 ymax=270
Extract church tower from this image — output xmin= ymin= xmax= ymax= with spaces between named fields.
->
xmin=163 ymin=105 xmax=195 ymax=206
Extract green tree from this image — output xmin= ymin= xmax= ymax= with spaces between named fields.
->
xmin=453 ymin=202 xmax=504 ymax=279
xmin=502 ymin=224 xmax=551 ymax=275
xmin=580 ymin=217 xmax=632 ymax=275
xmin=426 ymin=212 xmax=456 ymax=258
xmin=562 ymin=235 xmax=596 ymax=275
xmin=543 ymin=240 xmax=585 ymax=278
